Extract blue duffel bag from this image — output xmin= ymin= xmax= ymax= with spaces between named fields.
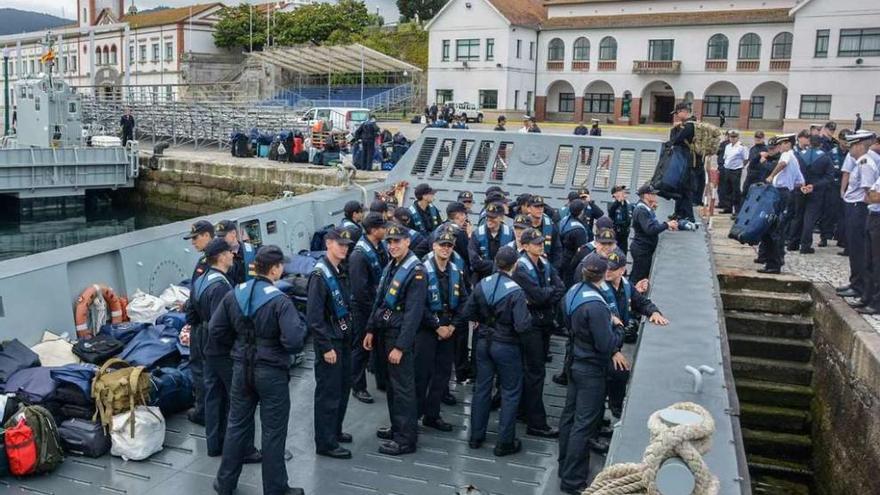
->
xmin=50 ymin=364 xmax=98 ymax=397
xmin=149 ymin=366 xmax=193 ymax=416
xmin=99 ymin=322 xmax=148 ymax=345
xmin=119 ymin=325 xmax=181 ymax=370
xmin=728 ymin=182 xmax=782 ymax=245
xmin=651 ymin=145 xmax=690 ymax=200
xmin=156 ymin=312 xmax=186 ymax=332
xmin=3 ymin=367 xmax=57 ymax=404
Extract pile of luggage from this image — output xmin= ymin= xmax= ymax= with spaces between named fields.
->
xmin=0 ymin=305 xmax=196 ymax=475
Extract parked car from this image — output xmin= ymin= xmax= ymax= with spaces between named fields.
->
xmin=452 ymin=102 xmax=484 ymax=123
xmin=298 ymin=107 xmax=370 ymax=133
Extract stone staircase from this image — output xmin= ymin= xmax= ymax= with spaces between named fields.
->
xmin=720 ymin=276 xmax=815 ymax=494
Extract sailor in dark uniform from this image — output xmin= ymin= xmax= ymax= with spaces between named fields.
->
xmin=393 ymin=207 xmax=431 ymax=257
xmin=525 ymin=195 xmax=563 ymax=271
xmin=416 ymin=231 xmax=465 ymax=432
xmin=577 ymin=188 xmax=605 ymax=242
xmin=608 ymin=186 xmax=633 ymax=254
xmin=558 ymin=253 xmax=622 ymax=495
xmin=669 ymin=102 xmax=696 ymax=222
xmin=469 ymin=203 xmax=514 ymax=283
xmin=211 ymin=246 xmax=308 ymax=495
xmin=464 ymin=246 xmax=532 ymax=455
xmin=409 ymin=183 xmax=443 ymax=234
xmin=308 ymin=227 xmax=356 ymax=459
xmin=341 ymin=200 xmax=365 ymax=243
xmin=589 ymin=119 xmax=602 ymax=136
xmin=349 ymin=213 xmax=389 ymax=403
xmin=434 ymin=201 xmax=472 ymax=276
xmin=787 ymin=133 xmax=834 ymax=254
xmin=512 ymin=228 xmax=564 ymax=439
xmin=183 ymin=219 xmax=216 ymax=426
xmin=189 ymin=239 xmax=261 ymax=463
xmin=369 ymin=198 xmax=395 ymax=223
xmin=494 ymin=116 xmax=507 ymax=132
xmin=215 ymin=220 xmax=257 ymax=285
xmin=629 ymin=184 xmax=678 ymax=283
xmin=510 ymin=214 xmax=531 ymax=251
xmin=363 ymin=225 xmax=427 ymax=455
xmin=570 ymin=225 xmax=618 ymax=281
xmin=573 ymin=121 xmax=589 ymax=136
xmin=558 ymin=199 xmax=588 ymax=287
xmin=458 ymin=190 xmax=475 ymax=213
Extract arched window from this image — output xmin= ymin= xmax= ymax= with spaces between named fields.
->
xmin=110 ymin=45 xmax=117 ymax=65
xmin=573 ymin=37 xmax=590 ymax=60
xmin=599 ymin=37 xmax=617 ymax=60
xmin=95 ymin=47 xmax=102 ymax=65
xmin=738 ymin=33 xmax=761 ymax=60
xmin=772 ymin=32 xmax=793 ymax=59
xmin=548 ymin=38 xmax=564 ymax=61
xmin=706 ymin=34 xmax=728 ymax=60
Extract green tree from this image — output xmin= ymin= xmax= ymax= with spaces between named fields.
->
xmin=213 ymin=4 xmax=267 ymax=52
xmin=272 ymin=0 xmax=378 ymax=46
xmin=346 ymin=22 xmax=428 ymax=70
xmin=397 ymin=0 xmax=448 ymax=22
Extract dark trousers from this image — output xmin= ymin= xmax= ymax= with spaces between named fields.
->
xmin=629 ymin=246 xmax=654 ymax=283
xmin=819 ymin=184 xmax=842 ymax=241
xmin=351 ymin=320 xmax=371 ymax=393
xmin=382 ymin=334 xmax=418 ymax=447
xmin=470 ymin=337 xmax=522 ymax=445
xmin=673 ymin=184 xmax=695 ymax=221
xmin=519 ymin=329 xmax=548 ymax=430
xmin=314 ymin=339 xmax=352 ymax=452
xmin=760 ymin=188 xmax=793 ymax=270
xmin=216 ymin=364 xmax=290 ymax=495
xmin=558 ymin=365 xmax=607 ymax=492
xmin=798 ymin=189 xmax=825 ymax=249
xmin=717 ymin=167 xmax=729 ymax=209
xmin=371 ymin=334 xmax=389 ymax=390
xmin=606 ymin=365 xmax=629 ymax=415
xmin=190 ymin=323 xmax=208 ymax=420
xmin=865 ymin=213 xmax=880 ymax=306
xmin=845 ymin=202 xmax=868 ymax=298
xmin=692 ymin=166 xmax=706 ymax=206
xmin=721 ymin=168 xmax=743 ymax=213
xmin=615 ymin=229 xmax=630 ymax=255
xmin=359 ymin=141 xmax=375 ymax=171
xmin=452 ymin=321 xmax=472 ymax=381
xmin=204 ymin=355 xmax=256 ymax=457
xmin=414 ymin=330 xmax=454 ymax=420
xmin=122 ymin=131 xmax=133 ymax=147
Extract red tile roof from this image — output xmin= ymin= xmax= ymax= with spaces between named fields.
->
xmin=541 ymin=8 xmax=791 ymax=29
xmin=122 ymin=3 xmax=221 ymax=29
xmin=486 ymin=0 xmax=547 ymax=28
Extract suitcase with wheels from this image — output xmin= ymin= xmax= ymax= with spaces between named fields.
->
xmin=728 ymin=183 xmax=781 ymax=245
xmin=58 ymin=418 xmax=110 ymax=458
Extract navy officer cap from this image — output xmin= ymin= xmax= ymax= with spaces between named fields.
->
xmin=204 ymin=237 xmax=232 ymax=258
xmin=513 ymin=214 xmax=531 ymax=228
xmin=458 ymin=191 xmax=474 ymax=202
xmin=386 ymin=223 xmax=411 ymax=240
xmin=595 ymin=216 xmax=614 ymax=230
xmin=446 ymin=201 xmax=468 ymax=216
xmin=215 ymin=219 xmax=237 ymax=235
xmin=607 ymin=248 xmax=627 ymax=271
xmin=528 ymin=195 xmax=546 ymax=207
xmin=433 ymin=230 xmax=456 ymax=246
xmin=637 ymin=183 xmax=659 ymax=196
xmin=485 ymin=190 xmax=507 ymax=205
xmin=325 ymin=226 xmax=354 ymax=245
xmin=845 ymin=130 xmax=877 ymax=145
xmin=596 ymin=228 xmax=617 ymax=244
xmin=582 ymin=252 xmax=609 ymax=273
xmin=520 ymin=228 xmax=544 ymax=245
xmin=485 ymin=203 xmax=505 ymax=218
xmin=184 ymin=220 xmax=214 ymax=239
xmin=255 ymin=245 xmax=289 ymax=266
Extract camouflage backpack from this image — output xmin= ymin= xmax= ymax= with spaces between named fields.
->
xmin=692 ymin=121 xmax=724 ymax=159
xmin=91 ymin=358 xmax=152 ymax=437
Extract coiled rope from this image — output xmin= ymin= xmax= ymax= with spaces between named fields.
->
xmin=584 ymin=402 xmax=719 ymax=495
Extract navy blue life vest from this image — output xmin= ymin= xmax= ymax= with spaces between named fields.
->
xmin=481 ymin=273 xmax=522 ymax=306
xmin=558 ymin=214 xmax=586 ymax=236
xmin=534 ymin=215 xmax=554 ymax=252
xmin=381 ymin=252 xmax=421 ymax=309
xmin=613 ymin=278 xmax=634 ymax=325
xmin=476 ymin=223 xmax=513 ymax=258
xmin=241 ymin=242 xmax=257 ymax=281
xmin=235 ymin=279 xmax=285 ymax=318
xmin=194 ymin=268 xmax=231 ymax=300
xmin=558 ymin=206 xmax=570 ymax=220
xmin=564 ymin=282 xmax=607 ymax=316
xmin=341 ymin=219 xmax=362 ymax=234
xmin=409 ymin=203 xmax=442 ymax=232
xmin=597 ymin=281 xmax=621 ymax=318
xmin=634 ymin=201 xmax=655 ymax=221
xmin=314 ymin=259 xmax=350 ymax=320
xmin=517 ymin=254 xmax=553 ymax=286
xmin=424 ymin=253 xmax=462 ymax=312
xmin=354 ymin=238 xmax=386 ymax=279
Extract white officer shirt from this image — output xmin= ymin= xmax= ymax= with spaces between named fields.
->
xmin=723 ymin=141 xmax=749 ymax=170
xmin=864 ymin=153 xmax=880 ymax=213
xmin=842 ymin=154 xmax=864 ymax=204
xmin=772 ymin=150 xmax=804 ymax=190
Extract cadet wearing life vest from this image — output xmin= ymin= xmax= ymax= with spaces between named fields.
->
xmin=182 ymin=219 xmax=216 ymax=426
xmin=759 ymin=134 xmax=803 ymax=274
xmin=608 ymin=186 xmax=633 ymax=254
xmin=434 ymin=201 xmax=472 ymax=275
xmin=363 ymin=224 xmax=427 ymax=455
xmin=558 ymin=199 xmax=588 ymax=287
xmin=393 ymin=207 xmax=430 ymax=257
xmin=469 ymin=203 xmax=514 ymax=283
xmin=512 ymin=228 xmax=564 ymax=439
xmin=188 ymin=239 xmax=261 ymax=463
xmin=458 ymin=190 xmax=475 ymax=213
xmin=409 ymin=183 xmax=443 ymax=234
xmin=630 ymin=184 xmax=678 ymax=283
xmin=510 ymin=214 xmax=531 ymax=251
xmin=476 ymin=190 xmax=509 ymax=226
xmin=210 ymin=246 xmax=308 ymax=495
xmin=787 ymin=133 xmax=834 ymax=254
xmin=341 ymin=200 xmax=365 ymax=244
xmin=525 ymin=195 xmax=563 ymax=271
xmin=415 ymin=231 xmax=465 ymax=433
xmin=349 ymin=213 xmax=389 ymax=403
xmin=571 ymin=226 xmax=618 ymax=278
xmin=463 ymin=246 xmax=532 ymax=456
xmin=558 ymin=253 xmax=622 ymax=495
xmin=216 ymin=220 xmax=257 ymax=285
xmin=308 ymin=227 xmax=356 ymax=459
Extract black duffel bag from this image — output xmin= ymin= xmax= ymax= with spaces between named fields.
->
xmin=58 ymin=418 xmax=111 ymax=458
xmin=650 ymin=144 xmax=690 ymax=200
xmin=72 ymin=334 xmax=124 ymax=365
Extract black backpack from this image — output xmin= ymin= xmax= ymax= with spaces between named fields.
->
xmin=310 ymin=224 xmax=335 ymax=252
xmin=72 ymin=334 xmax=124 ymax=365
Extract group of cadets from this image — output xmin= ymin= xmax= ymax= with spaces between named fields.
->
xmin=182 ymin=175 xmax=676 ymax=494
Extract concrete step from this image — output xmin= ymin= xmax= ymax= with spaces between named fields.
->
xmin=739 ymin=402 xmax=811 ymax=434
xmin=721 ymin=289 xmax=812 ymax=315
xmin=742 ymin=428 xmax=813 ymax=462
xmin=748 ymin=454 xmax=814 ymax=483
xmin=751 ymin=474 xmax=812 ymax=495
xmin=725 ymin=310 xmax=814 ymax=340
xmin=735 ymin=378 xmax=814 ymax=409
xmin=718 ymin=271 xmax=812 ymax=294
xmin=728 ymin=334 xmax=814 ymax=363
xmin=731 ymin=356 xmax=813 ymax=386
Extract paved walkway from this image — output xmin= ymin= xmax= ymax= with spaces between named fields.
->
xmin=708 ymin=212 xmax=880 ymax=333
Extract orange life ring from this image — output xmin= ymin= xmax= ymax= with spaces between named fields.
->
xmin=74 ymin=285 xmax=124 ymax=339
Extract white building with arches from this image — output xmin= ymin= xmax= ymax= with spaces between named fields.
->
xmin=427 ymin=0 xmax=880 ymax=131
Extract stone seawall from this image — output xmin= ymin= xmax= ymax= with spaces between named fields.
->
xmin=130 ymin=152 xmax=387 ymax=215
xmin=809 ymin=284 xmax=880 ymax=495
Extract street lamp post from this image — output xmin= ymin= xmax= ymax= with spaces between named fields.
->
xmin=3 ymin=47 xmax=9 ymax=136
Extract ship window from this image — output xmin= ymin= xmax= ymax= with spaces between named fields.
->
xmin=616 ymin=149 xmax=635 ymax=190
xmin=469 ymin=141 xmax=495 ymax=181
xmin=450 ymin=139 xmax=474 ymax=178
xmin=490 ymin=142 xmax=513 ymax=182
xmin=593 ymin=148 xmax=614 ymax=190
xmin=0 ymin=296 xmax=4 ymax=317
xmin=68 ymin=102 xmax=77 ymax=114
xmin=429 ymin=138 xmax=456 ymax=178
xmin=266 ymin=220 xmax=277 ymax=234
xmin=239 ymin=219 xmax=262 ymax=247
xmin=637 ymin=150 xmax=658 ymax=187
xmin=19 ymin=86 xmax=25 ymax=98
xmin=411 ymin=137 xmax=437 ymax=176
xmin=572 ymin=146 xmax=594 ymax=187
xmin=34 ymin=96 xmax=40 ymax=111
xmin=27 ymin=87 xmax=33 ymax=99
xmin=551 ymin=145 xmax=574 ymax=186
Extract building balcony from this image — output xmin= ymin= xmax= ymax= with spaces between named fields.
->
xmin=546 ymin=61 xmax=564 ymax=71
xmin=572 ymin=61 xmax=590 ymax=72
xmin=705 ymin=60 xmax=727 ymax=71
xmin=769 ymin=59 xmax=790 ymax=71
xmin=597 ymin=60 xmax=616 ymax=71
xmin=632 ymin=60 xmax=681 ymax=74
xmin=737 ymin=59 xmax=760 ymax=72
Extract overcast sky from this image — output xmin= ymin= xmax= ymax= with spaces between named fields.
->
xmin=10 ymin=0 xmax=399 ymax=23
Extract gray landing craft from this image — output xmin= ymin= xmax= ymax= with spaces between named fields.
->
xmin=0 ymin=128 xmax=748 ymax=494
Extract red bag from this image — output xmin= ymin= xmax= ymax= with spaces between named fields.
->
xmin=5 ymin=418 xmax=37 ymax=476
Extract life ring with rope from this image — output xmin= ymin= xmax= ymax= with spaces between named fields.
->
xmin=74 ymin=285 xmax=125 ymax=339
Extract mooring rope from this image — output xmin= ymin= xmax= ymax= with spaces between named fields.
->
xmin=583 ymin=402 xmax=720 ymax=495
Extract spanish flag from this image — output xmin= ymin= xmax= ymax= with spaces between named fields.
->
xmin=40 ymin=49 xmax=55 ymax=64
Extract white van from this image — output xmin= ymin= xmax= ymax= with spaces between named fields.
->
xmin=452 ymin=102 xmax=484 ymax=123
xmin=298 ymin=107 xmax=371 ymax=133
